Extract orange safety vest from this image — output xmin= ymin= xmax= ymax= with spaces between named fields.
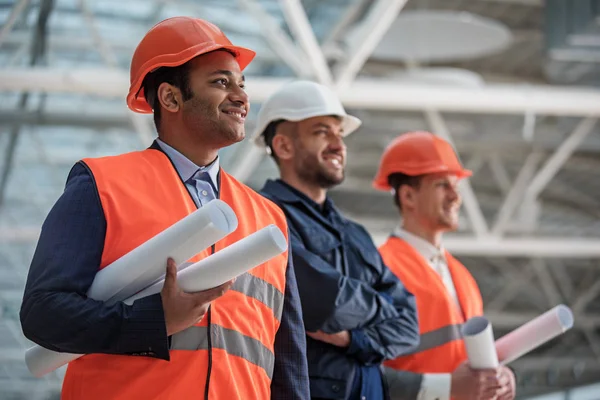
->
xmin=379 ymin=236 xmax=483 ymax=374
xmin=61 ymin=148 xmax=289 ymax=400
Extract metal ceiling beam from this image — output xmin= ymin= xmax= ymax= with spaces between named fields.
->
xmin=478 ymin=0 xmax=542 ymax=5
xmin=277 ymin=0 xmax=332 ymax=84
xmin=334 ymin=0 xmax=409 ymax=89
xmin=0 ymin=0 xmax=30 ymax=48
xmin=1 ymin=32 xmax=283 ymax=64
xmin=6 ymin=226 xmax=600 ymax=258
xmin=488 ymin=154 xmax=512 ymax=195
xmin=78 ymin=0 xmax=118 ymax=67
xmin=226 ymin=142 xmax=265 ymax=183
xmin=0 ymin=109 xmax=129 ymax=128
xmin=238 ymin=0 xmax=310 ymax=77
xmin=321 ymin=0 xmax=369 ymax=55
xmin=0 ymin=0 xmax=54 ymax=210
xmin=443 ymin=236 xmax=600 ymax=258
xmin=486 ymin=261 xmax=536 ymax=311
xmin=492 ymin=152 xmax=543 ymax=235
xmin=492 ymin=118 xmax=597 ymax=236
xmin=526 ymin=118 xmax=597 ymax=200
xmin=531 ymin=258 xmax=564 ymax=308
xmin=510 ymin=357 xmax=600 ymax=371
xmin=369 ymin=233 xmax=600 ymax=258
xmin=3 ymin=71 xmax=600 ymax=116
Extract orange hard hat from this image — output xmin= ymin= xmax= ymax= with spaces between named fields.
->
xmin=373 ymin=131 xmax=472 ymax=191
xmin=127 ymin=17 xmax=256 ymax=113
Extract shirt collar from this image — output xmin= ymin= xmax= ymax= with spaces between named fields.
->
xmin=156 ymin=138 xmax=219 ymax=187
xmin=271 ymin=179 xmax=337 ymax=215
xmin=393 ymin=226 xmax=445 ymax=262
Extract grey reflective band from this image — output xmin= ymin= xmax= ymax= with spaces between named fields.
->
xmin=231 ymin=273 xmax=284 ymax=320
xmin=171 ymin=325 xmax=275 ymax=379
xmin=407 ymin=323 xmax=463 ymax=354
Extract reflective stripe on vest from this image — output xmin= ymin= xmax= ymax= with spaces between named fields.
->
xmin=61 ymin=150 xmax=290 ymax=400
xmin=408 ymin=323 xmax=463 ymax=354
xmin=231 ymin=272 xmax=284 ymax=321
xmin=171 ymin=325 xmax=275 ymax=378
xmin=379 ymin=236 xmax=483 ymax=373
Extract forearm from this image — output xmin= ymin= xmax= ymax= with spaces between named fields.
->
xmin=328 ymin=280 xmax=419 ymax=362
xmin=293 ymin=246 xmax=405 ymax=333
xmin=20 ymin=163 xmax=169 ymax=359
xmin=346 ymin=313 xmax=419 ymax=365
xmin=21 ymin=290 xmax=169 ymax=359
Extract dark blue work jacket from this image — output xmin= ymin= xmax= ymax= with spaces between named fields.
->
xmin=260 ymin=179 xmax=419 ymax=400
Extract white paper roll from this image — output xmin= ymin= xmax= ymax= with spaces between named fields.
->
xmin=461 ymin=316 xmax=499 ymax=369
xmin=26 ymin=199 xmax=238 ymax=378
xmin=496 ymin=304 xmax=574 ymax=365
xmin=26 ymin=224 xmax=287 ymax=378
xmin=125 ymin=224 xmax=287 ymax=304
xmin=25 ymin=346 xmax=80 ymax=379
xmin=91 ymin=199 xmax=238 ymax=304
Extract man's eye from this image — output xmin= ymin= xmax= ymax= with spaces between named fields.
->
xmin=215 ymin=78 xmax=228 ymax=85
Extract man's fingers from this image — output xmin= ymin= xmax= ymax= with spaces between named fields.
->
xmin=475 ymin=370 xmax=500 ymax=386
xmin=163 ymin=258 xmax=178 ymax=289
xmin=498 ymin=372 xmax=510 ymax=387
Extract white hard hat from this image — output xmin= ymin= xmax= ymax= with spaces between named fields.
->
xmin=250 ymin=80 xmax=362 ymax=148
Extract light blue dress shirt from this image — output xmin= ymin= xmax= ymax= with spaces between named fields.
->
xmin=156 ymin=138 xmax=219 ymax=207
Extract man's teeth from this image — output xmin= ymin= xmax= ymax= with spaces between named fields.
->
xmin=226 ymin=111 xmax=244 ymax=118
xmin=330 ymin=158 xmax=340 ymax=166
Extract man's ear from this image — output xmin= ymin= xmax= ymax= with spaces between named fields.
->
xmin=271 ymin=121 xmax=298 ymax=161
xmin=157 ymin=83 xmax=181 ymax=114
xmin=399 ymin=185 xmax=416 ymax=211
xmin=271 ymin=134 xmax=294 ymax=161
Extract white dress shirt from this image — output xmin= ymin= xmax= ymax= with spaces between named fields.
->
xmin=393 ymin=227 xmax=461 ymax=400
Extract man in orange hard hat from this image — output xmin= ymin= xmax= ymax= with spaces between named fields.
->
xmin=21 ymin=17 xmax=310 ymax=399
xmin=373 ymin=131 xmax=516 ymax=400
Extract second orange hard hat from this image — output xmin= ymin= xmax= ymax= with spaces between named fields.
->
xmin=373 ymin=131 xmax=472 ymax=191
xmin=127 ymin=17 xmax=256 ymax=113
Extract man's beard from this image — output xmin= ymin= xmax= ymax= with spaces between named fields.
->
xmin=297 ymin=161 xmax=344 ymax=189
xmin=315 ymin=169 xmax=344 ymax=189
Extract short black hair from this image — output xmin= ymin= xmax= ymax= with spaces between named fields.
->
xmin=262 ymin=119 xmax=285 ymax=164
xmin=142 ymin=62 xmax=193 ymax=132
xmin=388 ymin=172 xmax=423 ymax=210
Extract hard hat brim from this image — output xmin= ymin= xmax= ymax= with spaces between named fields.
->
xmin=251 ymin=111 xmax=362 ymax=148
xmin=127 ymin=44 xmax=256 ymax=114
xmin=372 ymin=167 xmax=473 ymax=191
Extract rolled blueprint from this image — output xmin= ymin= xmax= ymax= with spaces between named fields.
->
xmin=461 ymin=305 xmax=574 ymax=371
xmin=125 ymin=224 xmax=287 ymax=304
xmin=26 ymin=224 xmax=287 ymax=378
xmin=461 ymin=316 xmax=499 ymax=369
xmin=496 ymin=304 xmax=574 ymax=365
xmin=26 ymin=200 xmax=238 ymax=378
xmin=91 ymin=199 xmax=238 ymax=304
